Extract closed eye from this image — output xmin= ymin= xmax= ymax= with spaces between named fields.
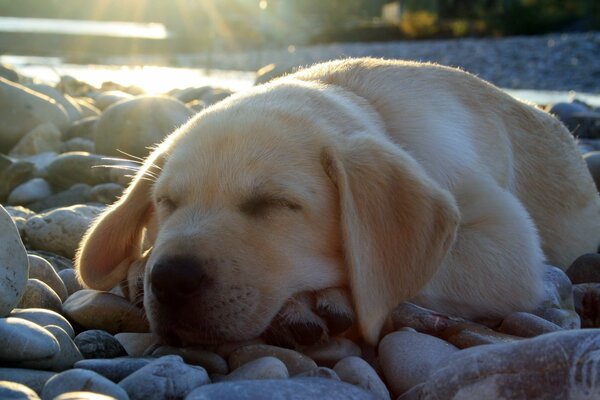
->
xmin=156 ymin=196 xmax=178 ymax=212
xmin=240 ymin=195 xmax=302 ymax=217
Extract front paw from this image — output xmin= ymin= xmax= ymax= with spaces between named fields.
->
xmin=263 ymin=288 xmax=355 ymax=347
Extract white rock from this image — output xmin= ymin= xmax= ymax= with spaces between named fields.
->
xmin=0 ymin=317 xmax=59 ymax=362
xmin=8 ymin=123 xmax=63 ymax=157
xmin=334 ymin=356 xmax=390 ymax=400
xmin=23 ymin=205 xmax=103 ymax=259
xmin=0 ymin=204 xmax=29 ymax=316
xmin=7 ymin=178 xmax=53 ymax=206
xmin=378 ymin=330 xmax=459 ymax=397
xmin=118 ymin=355 xmax=209 ymax=400
xmin=42 ymin=369 xmax=129 ymax=400
xmin=26 ymin=84 xmax=82 ymax=123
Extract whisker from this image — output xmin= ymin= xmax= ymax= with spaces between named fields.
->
xmin=116 ymin=149 xmax=148 ymax=162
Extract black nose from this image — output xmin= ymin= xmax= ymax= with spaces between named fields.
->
xmin=150 ymin=256 xmax=207 ymax=305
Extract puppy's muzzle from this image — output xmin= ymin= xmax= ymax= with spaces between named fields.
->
xmin=150 ymin=255 xmax=209 ymax=306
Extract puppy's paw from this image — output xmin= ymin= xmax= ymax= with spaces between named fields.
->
xmin=263 ymin=288 xmax=354 ymax=347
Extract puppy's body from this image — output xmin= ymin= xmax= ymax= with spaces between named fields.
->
xmin=77 ymin=59 xmax=600 ymax=345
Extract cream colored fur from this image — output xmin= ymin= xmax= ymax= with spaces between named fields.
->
xmin=77 ymin=58 xmax=600 ymax=345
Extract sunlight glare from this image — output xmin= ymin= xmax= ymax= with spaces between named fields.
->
xmin=259 ymin=0 xmax=268 ymax=10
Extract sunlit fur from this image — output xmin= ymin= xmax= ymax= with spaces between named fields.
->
xmin=76 ymin=58 xmax=600 ymax=345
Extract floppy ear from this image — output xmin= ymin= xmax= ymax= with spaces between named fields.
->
xmin=76 ymin=148 xmax=165 ymax=291
xmin=322 ymin=134 xmax=460 ymax=345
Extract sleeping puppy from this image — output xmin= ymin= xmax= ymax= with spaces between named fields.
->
xmin=76 ymin=58 xmax=600 ymax=346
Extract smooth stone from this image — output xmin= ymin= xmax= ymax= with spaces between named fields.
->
xmin=0 ymin=77 xmax=69 ymax=152
xmin=61 ymin=137 xmax=95 ymax=153
xmin=399 ymin=329 xmax=600 ymax=399
xmin=27 ymin=184 xmax=92 ymax=213
xmin=378 ymin=331 xmax=459 ymax=397
xmin=185 ymin=377 xmax=375 ymax=400
xmin=23 ymin=205 xmax=103 ymax=259
xmin=20 ymin=325 xmax=83 ymax=372
xmin=7 ymin=178 xmax=53 ymax=206
xmin=10 ymin=308 xmax=75 ymax=338
xmin=300 ymin=338 xmax=362 ymax=368
xmin=27 ymin=255 xmax=68 ymax=301
xmin=74 ymin=357 xmax=152 ymax=383
xmin=497 ymin=311 xmax=563 ymax=337
xmin=0 ymin=158 xmax=35 ymax=203
xmin=151 ymin=346 xmax=228 ymax=374
xmin=0 ymin=317 xmax=59 ymax=362
xmin=224 ymin=356 xmax=288 ymax=381
xmin=540 ymin=265 xmax=575 ymax=311
xmin=41 ymin=369 xmax=129 ymax=400
xmin=584 ymin=151 xmax=600 ymax=191
xmin=212 ymin=338 xmax=265 ymax=359
xmin=296 ymin=367 xmax=340 ymax=380
xmin=229 ymin=344 xmax=317 ymax=376
xmin=0 ymin=369 xmax=56 ymax=395
xmin=439 ymin=322 xmax=522 ymax=349
xmin=94 ymin=91 xmax=133 ymax=111
xmin=45 ymin=152 xmax=131 ymax=191
xmin=567 ymin=253 xmax=600 ymax=284
xmin=391 ymin=302 xmax=467 ymax=335
xmin=63 ymin=290 xmax=149 ymax=334
xmin=53 ymin=392 xmax=117 ymax=400
xmin=532 ymin=306 xmax=581 ymax=329
xmin=94 ymin=95 xmax=194 ymax=158
xmin=114 ymin=333 xmax=159 ymax=357
xmin=334 ymin=357 xmax=390 ymax=400
xmin=89 ymin=183 xmax=123 ymax=204
xmin=26 ymin=84 xmax=82 ymax=123
xmin=29 ymin=252 xmax=73 ymax=272
xmin=118 ymin=355 xmax=209 ymax=400
xmin=65 ymin=116 xmax=98 ymax=140
xmin=57 ymin=269 xmax=84 ymax=296
xmin=0 ymin=380 xmax=40 ymax=399
xmin=75 ymin=330 xmax=127 ymax=359
xmin=0 ymin=205 xmax=29 ymax=316
xmin=573 ymin=283 xmax=600 ymax=328
xmin=9 ymin=123 xmax=63 ymax=157
xmin=16 ymin=279 xmax=63 ymax=314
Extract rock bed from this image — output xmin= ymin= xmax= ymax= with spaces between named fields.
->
xmin=0 ymin=62 xmax=600 ymax=399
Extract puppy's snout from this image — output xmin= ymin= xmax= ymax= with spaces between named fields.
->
xmin=150 ymin=256 xmax=208 ymax=305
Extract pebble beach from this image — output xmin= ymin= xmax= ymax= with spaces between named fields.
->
xmin=1 ymin=32 xmax=600 ymax=399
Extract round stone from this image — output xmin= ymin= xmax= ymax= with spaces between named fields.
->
xmin=497 ymin=312 xmax=563 ymax=338
xmin=0 ymin=77 xmax=69 ymax=152
xmin=7 ymin=178 xmax=53 ymax=206
xmin=74 ymin=330 xmax=127 ymax=359
xmin=10 ymin=308 xmax=75 ymax=338
xmin=19 ymin=325 xmax=83 ymax=372
xmin=186 ymin=378 xmax=374 ymax=400
xmin=57 ymin=269 xmax=84 ymax=296
xmin=16 ymin=279 xmax=63 ymax=314
xmin=0 ymin=317 xmax=59 ymax=362
xmin=379 ymin=330 xmax=459 ymax=397
xmin=94 ymin=91 xmax=133 ymax=111
xmin=0 ymin=205 xmax=29 ymax=316
xmin=0 ymin=368 xmax=55 ymax=395
xmin=27 ymin=184 xmax=92 ymax=214
xmin=89 ymin=183 xmax=123 ymax=204
xmin=94 ymin=95 xmax=194 ymax=158
xmin=113 ymin=333 xmax=159 ymax=357
xmin=8 ymin=123 xmax=62 ymax=157
xmin=27 ymin=254 xmax=68 ymax=301
xmin=74 ymin=357 xmax=152 ymax=383
xmin=228 ymin=344 xmax=317 ymax=376
xmin=224 ymin=357 xmax=288 ymax=381
xmin=23 ymin=205 xmax=103 ymax=259
xmin=296 ymin=367 xmax=340 ymax=380
xmin=26 ymin=83 xmax=82 ymax=123
xmin=42 ymin=369 xmax=129 ymax=400
xmin=567 ymin=253 xmax=600 ymax=284
xmin=151 ymin=346 xmax=228 ymax=374
xmin=334 ymin=356 xmax=390 ymax=400
xmin=0 ymin=380 xmax=40 ymax=399
xmin=63 ymin=290 xmax=149 ymax=334
xmin=118 ymin=355 xmax=210 ymax=400
xmin=53 ymin=392 xmax=118 ymax=400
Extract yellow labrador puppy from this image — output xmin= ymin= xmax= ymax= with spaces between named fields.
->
xmin=76 ymin=58 xmax=600 ymax=346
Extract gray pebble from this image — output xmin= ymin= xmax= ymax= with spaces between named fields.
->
xmin=75 ymin=330 xmax=127 ymax=359
xmin=294 ymin=367 xmax=340 ymax=381
xmin=57 ymin=269 xmax=84 ymax=296
xmin=27 ymin=255 xmax=68 ymax=301
xmin=224 ymin=356 xmax=288 ymax=381
xmin=229 ymin=344 xmax=317 ymax=376
xmin=334 ymin=356 xmax=390 ymax=400
xmin=0 ymin=368 xmax=56 ymax=395
xmin=0 ymin=205 xmax=29 ymax=316
xmin=0 ymin=317 xmax=59 ymax=362
xmin=10 ymin=308 xmax=74 ymax=338
xmin=74 ymin=357 xmax=152 ymax=383
xmin=151 ymin=346 xmax=228 ymax=374
xmin=41 ymin=369 xmax=129 ymax=400
xmin=20 ymin=325 xmax=83 ymax=372
xmin=0 ymin=380 xmax=40 ymax=399
xmin=300 ymin=338 xmax=362 ymax=368
xmin=16 ymin=279 xmax=63 ymax=314
xmin=118 ymin=355 xmax=209 ymax=400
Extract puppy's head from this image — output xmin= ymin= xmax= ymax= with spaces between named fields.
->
xmin=76 ymin=81 xmax=459 ymax=345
